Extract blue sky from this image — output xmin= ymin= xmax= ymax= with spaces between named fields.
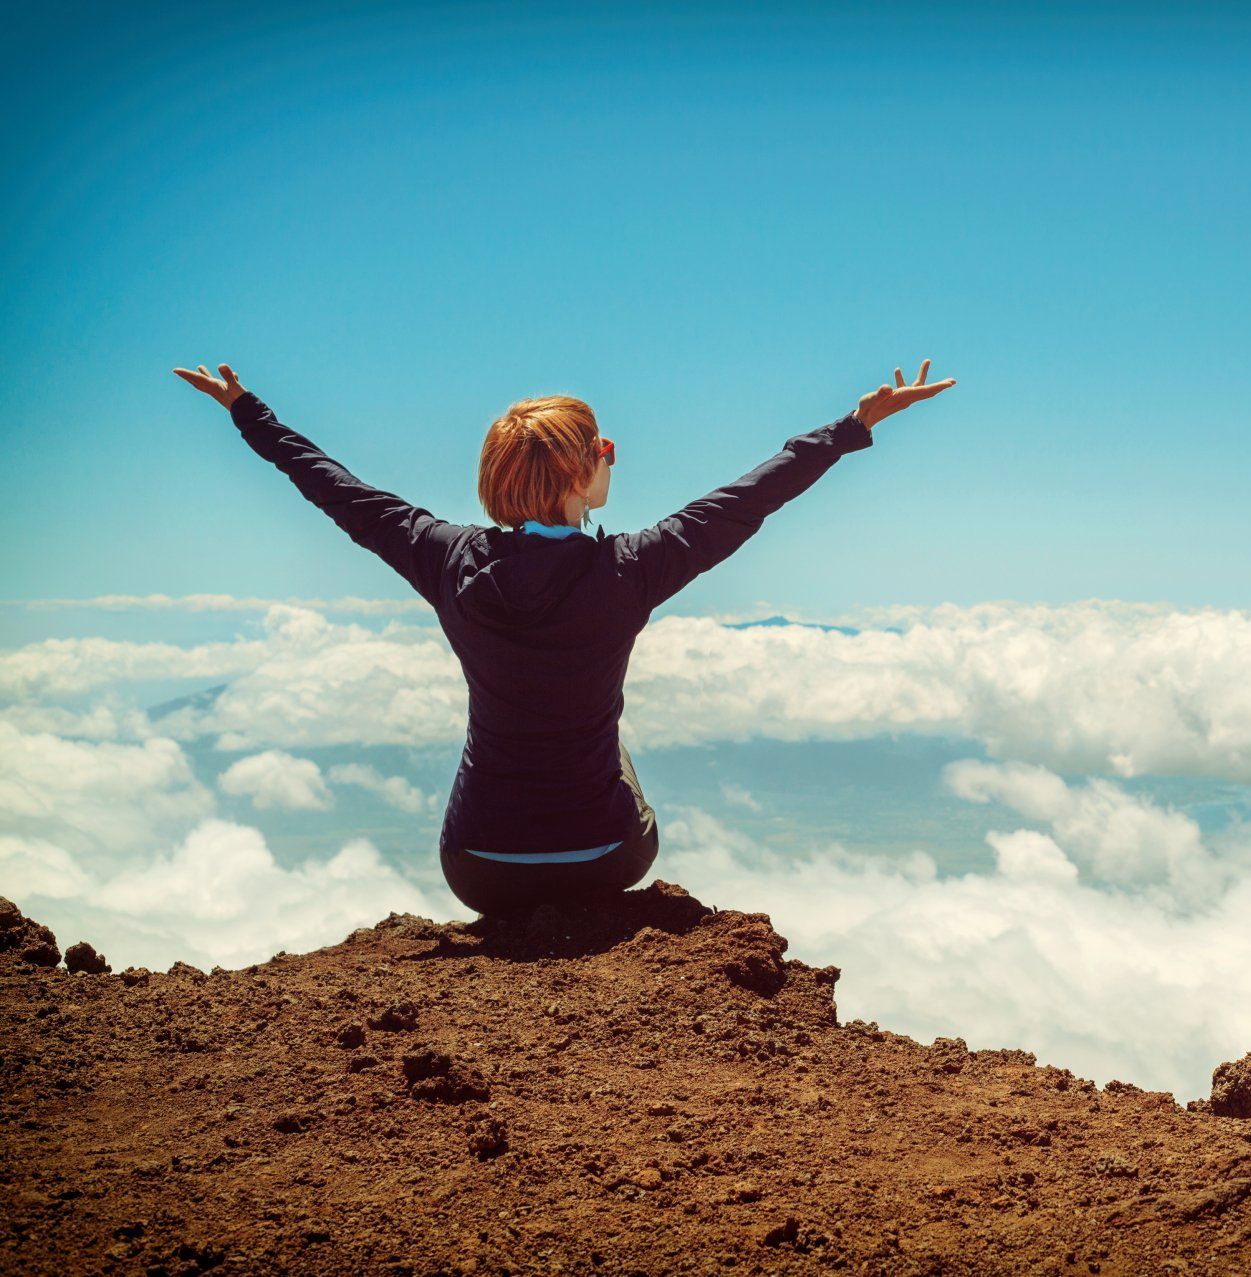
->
xmin=3 ymin=3 xmax=1251 ymax=1104
xmin=4 ymin=0 xmax=1249 ymax=612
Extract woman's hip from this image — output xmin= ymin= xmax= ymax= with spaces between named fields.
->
xmin=440 ymin=737 xmax=658 ymax=916
xmin=442 ymin=820 xmax=656 ymax=912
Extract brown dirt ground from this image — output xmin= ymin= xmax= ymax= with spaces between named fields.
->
xmin=2 ymin=882 xmax=1250 ymax=1276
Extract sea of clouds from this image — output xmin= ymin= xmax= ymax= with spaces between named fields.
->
xmin=2 ymin=595 xmax=1250 ymax=1103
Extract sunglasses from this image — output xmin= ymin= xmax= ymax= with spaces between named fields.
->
xmin=595 ymin=437 xmax=615 ymax=467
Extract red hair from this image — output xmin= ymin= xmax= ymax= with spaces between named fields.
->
xmin=478 ymin=395 xmax=601 ymax=528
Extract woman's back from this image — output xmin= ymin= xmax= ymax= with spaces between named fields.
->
xmin=435 ymin=522 xmax=647 ymax=854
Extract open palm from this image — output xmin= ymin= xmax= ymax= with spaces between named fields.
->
xmin=857 ymin=358 xmax=956 ymax=430
xmin=172 ymin=362 xmax=248 ymax=409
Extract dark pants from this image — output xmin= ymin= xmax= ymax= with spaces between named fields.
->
xmin=439 ymin=742 xmax=659 ymax=918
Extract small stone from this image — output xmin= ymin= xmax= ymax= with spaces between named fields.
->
xmin=0 ymin=898 xmax=61 ymax=967
xmin=1211 ymin=1051 xmax=1251 ymax=1118
xmin=466 ymin=1113 xmax=508 ymax=1160
xmin=402 ymin=1051 xmax=490 ymax=1103
xmin=367 ymin=1003 xmax=419 ymax=1032
xmin=65 ymin=941 xmax=111 ymax=975
xmin=336 ymin=1023 xmax=365 ymax=1049
xmin=168 ymin=961 xmax=207 ymax=984
xmin=759 ymin=1216 xmax=800 ymax=1248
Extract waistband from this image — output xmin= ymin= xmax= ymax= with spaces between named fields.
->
xmin=462 ymin=839 xmax=623 ymax=864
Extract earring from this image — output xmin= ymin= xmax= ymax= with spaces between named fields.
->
xmin=581 ymin=498 xmax=591 ymax=529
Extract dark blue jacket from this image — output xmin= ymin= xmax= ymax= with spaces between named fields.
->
xmin=228 ymin=391 xmax=874 ymax=854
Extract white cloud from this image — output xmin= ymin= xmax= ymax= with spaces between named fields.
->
xmin=986 ymin=828 xmax=1080 ymax=884
xmin=0 ymin=721 xmax=215 ymax=861
xmin=218 ymin=751 xmax=334 ymax=811
xmin=199 ymin=607 xmax=467 ymax=751
xmin=327 ymin=762 xmax=441 ymax=814
xmin=7 ymin=593 xmax=431 ymax=615
xmin=943 ymin=757 xmax=1240 ymax=909
xmin=0 ymin=835 xmax=91 ymax=899
xmin=720 ymin=782 xmax=764 ymax=812
xmin=0 ymin=691 xmax=159 ymax=741
xmin=625 ymin=601 xmax=1251 ymax=782
xmin=6 ymin=600 xmax=1250 ymax=782
xmin=0 ymin=632 xmax=270 ymax=700
xmin=8 ymin=817 xmax=463 ymax=971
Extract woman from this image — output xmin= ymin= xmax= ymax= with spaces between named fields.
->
xmin=173 ymin=359 xmax=956 ymax=918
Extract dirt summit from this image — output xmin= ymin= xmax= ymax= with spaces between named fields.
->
xmin=2 ymin=883 xmax=1250 ymax=1276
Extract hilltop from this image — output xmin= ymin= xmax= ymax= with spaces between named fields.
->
xmin=2 ymin=884 xmax=1250 ymax=1275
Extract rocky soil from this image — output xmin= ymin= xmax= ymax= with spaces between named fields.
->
xmin=2 ymin=884 xmax=1250 ymax=1276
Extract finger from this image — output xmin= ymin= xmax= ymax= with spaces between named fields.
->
xmin=919 ymin=380 xmax=957 ymax=398
xmin=894 ymin=366 xmax=905 ymax=387
xmin=916 ymin=358 xmax=930 ymax=386
xmin=219 ymin=363 xmax=240 ymax=386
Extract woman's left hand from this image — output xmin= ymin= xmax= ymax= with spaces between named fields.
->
xmin=172 ymin=362 xmax=248 ymax=409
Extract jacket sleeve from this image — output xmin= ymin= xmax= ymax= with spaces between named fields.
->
xmin=228 ymin=391 xmax=463 ymax=607
xmin=618 ymin=411 xmax=874 ymax=613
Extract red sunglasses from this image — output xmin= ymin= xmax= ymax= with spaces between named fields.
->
xmin=595 ymin=437 xmax=615 ymax=466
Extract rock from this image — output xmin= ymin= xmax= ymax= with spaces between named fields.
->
xmin=1210 ymin=1051 xmax=1251 ymax=1118
xmin=65 ymin=941 xmax=111 ymax=975
xmin=719 ymin=913 xmax=787 ymax=996
xmin=465 ymin=1112 xmax=508 ymax=1159
xmin=0 ymin=897 xmax=61 ymax=968
xmin=272 ymin=1112 xmax=310 ymax=1134
xmin=0 ymin=898 xmax=22 ymax=933
xmin=759 ymin=1216 xmax=800 ymax=1248
xmin=168 ymin=961 xmax=207 ymax=984
xmin=367 ymin=1003 xmax=419 ymax=1032
xmin=402 ymin=1050 xmax=490 ymax=1103
xmin=336 ymin=1022 xmax=366 ymax=1049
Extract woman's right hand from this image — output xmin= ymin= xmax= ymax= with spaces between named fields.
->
xmin=172 ymin=362 xmax=249 ymax=410
xmin=855 ymin=358 xmax=957 ymax=430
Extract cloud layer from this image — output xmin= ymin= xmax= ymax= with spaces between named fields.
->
xmin=1 ymin=595 xmax=1248 ymax=1102
xmin=5 ymin=598 xmax=1249 ymax=780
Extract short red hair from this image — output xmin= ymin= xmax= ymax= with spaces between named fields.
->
xmin=478 ymin=395 xmax=601 ymax=528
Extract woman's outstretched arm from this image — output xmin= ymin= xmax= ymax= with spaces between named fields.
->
xmin=620 ymin=358 xmax=957 ymax=614
xmin=173 ymin=362 xmax=462 ymax=607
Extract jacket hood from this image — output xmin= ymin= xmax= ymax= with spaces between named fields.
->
xmin=455 ymin=524 xmax=606 ymax=626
